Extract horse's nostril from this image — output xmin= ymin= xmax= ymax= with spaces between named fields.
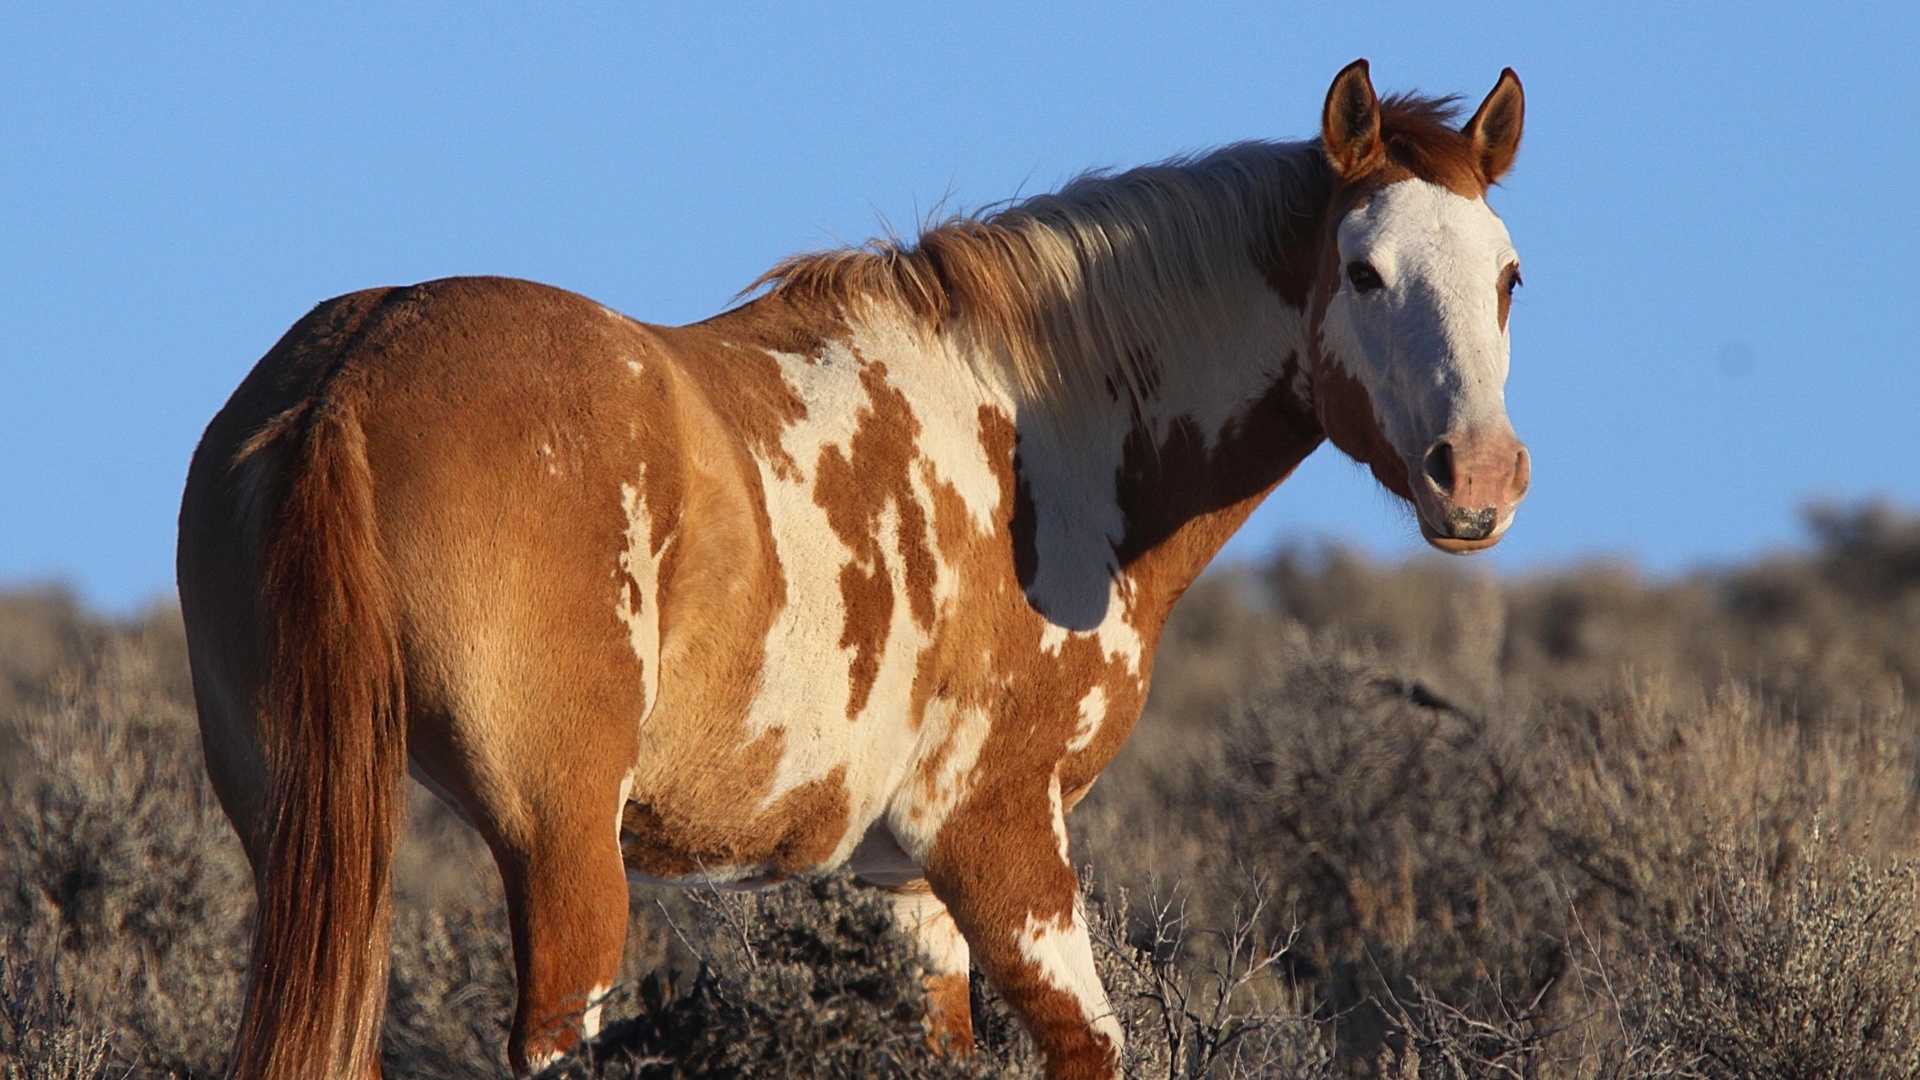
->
xmin=1422 ymin=442 xmax=1455 ymax=495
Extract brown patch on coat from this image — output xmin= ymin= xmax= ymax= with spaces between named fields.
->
xmin=1290 ymin=223 xmax=1416 ymax=502
xmin=1312 ymin=361 xmax=1410 ymax=501
xmin=815 ymin=361 xmax=939 ymax=718
xmin=1113 ymin=356 xmax=1323 ymax=573
xmin=885 ymin=407 xmax=1145 ymax=1077
xmin=1498 ymin=261 xmax=1519 ymax=332
xmin=665 ymin=294 xmax=815 ymax=481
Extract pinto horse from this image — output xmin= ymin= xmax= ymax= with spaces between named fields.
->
xmin=179 ymin=60 xmax=1529 ymax=1080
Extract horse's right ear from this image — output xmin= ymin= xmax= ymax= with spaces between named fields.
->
xmin=1322 ymin=59 xmax=1384 ymax=179
xmin=1462 ymin=68 xmax=1524 ymax=183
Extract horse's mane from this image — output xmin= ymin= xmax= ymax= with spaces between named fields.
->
xmin=754 ymin=94 xmax=1473 ymax=420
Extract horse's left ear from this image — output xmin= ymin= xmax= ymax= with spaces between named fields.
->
xmin=1462 ymin=68 xmax=1524 ymax=184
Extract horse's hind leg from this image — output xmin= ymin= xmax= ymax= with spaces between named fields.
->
xmin=410 ymin=718 xmax=634 ymax=1077
xmin=495 ymin=798 xmax=631 ymax=1075
xmin=882 ymin=880 xmax=975 ymax=1055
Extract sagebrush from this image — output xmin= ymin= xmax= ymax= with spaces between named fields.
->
xmin=6 ymin=503 xmax=1920 ymax=1077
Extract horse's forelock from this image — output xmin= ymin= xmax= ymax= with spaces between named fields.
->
xmin=1359 ymin=93 xmax=1489 ymax=197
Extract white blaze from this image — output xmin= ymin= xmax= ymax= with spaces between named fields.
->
xmin=1322 ymin=178 xmax=1518 ymax=457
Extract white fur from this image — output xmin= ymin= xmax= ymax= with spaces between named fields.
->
xmin=850 ymin=312 xmax=1011 ymax=531
xmin=1048 ymin=772 xmax=1070 ymax=864
xmin=887 ymin=887 xmax=971 ymax=979
xmin=743 ymin=340 xmax=950 ymax=863
xmin=583 ymin=981 xmax=611 ymax=1040
xmin=889 ymin=700 xmax=994 ymax=858
xmin=1068 ymin=686 xmax=1107 ymax=753
xmin=614 ymin=770 xmax=634 ymax=846
xmin=1017 ymin=908 xmax=1123 ymax=1054
xmin=616 ymin=479 xmax=662 ymax=721
xmin=1322 ymin=179 xmax=1519 ymax=457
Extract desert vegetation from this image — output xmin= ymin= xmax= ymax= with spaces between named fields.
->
xmin=6 ymin=502 xmax=1920 ymax=1077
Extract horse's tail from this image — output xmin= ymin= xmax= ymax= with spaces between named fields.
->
xmin=229 ymin=378 xmax=406 ymax=1080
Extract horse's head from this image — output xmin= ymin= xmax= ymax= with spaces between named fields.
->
xmin=1307 ymin=60 xmax=1530 ymax=554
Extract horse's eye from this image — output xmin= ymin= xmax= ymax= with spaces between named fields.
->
xmin=1503 ymin=265 xmax=1523 ymax=293
xmin=1346 ymin=261 xmax=1384 ymax=294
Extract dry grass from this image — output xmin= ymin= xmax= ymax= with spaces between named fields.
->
xmin=6 ymin=503 xmax=1920 ymax=1077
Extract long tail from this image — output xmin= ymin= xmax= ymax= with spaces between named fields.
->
xmin=229 ymin=381 xmax=406 ymax=1079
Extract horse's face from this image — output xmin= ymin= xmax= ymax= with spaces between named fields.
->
xmin=1310 ymin=62 xmax=1531 ymax=554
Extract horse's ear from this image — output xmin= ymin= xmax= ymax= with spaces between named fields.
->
xmin=1322 ymin=59 xmax=1384 ymax=179
xmin=1463 ymin=68 xmax=1524 ymax=183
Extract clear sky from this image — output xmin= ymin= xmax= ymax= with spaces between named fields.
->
xmin=4 ymin=3 xmax=1917 ymax=612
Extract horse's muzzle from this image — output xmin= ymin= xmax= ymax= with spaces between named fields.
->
xmin=1411 ymin=430 xmax=1530 ymax=554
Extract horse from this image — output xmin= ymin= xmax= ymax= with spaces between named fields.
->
xmin=177 ymin=59 xmax=1529 ymax=1080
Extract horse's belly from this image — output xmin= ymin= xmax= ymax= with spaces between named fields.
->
xmin=618 ymin=622 xmax=931 ymax=887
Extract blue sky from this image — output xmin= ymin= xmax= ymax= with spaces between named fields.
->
xmin=4 ymin=3 xmax=1917 ymax=612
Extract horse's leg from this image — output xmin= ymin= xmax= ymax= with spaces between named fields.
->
xmin=882 ymin=879 xmax=974 ymax=1055
xmin=412 ymin=724 xmax=632 ymax=1078
xmin=493 ymin=801 xmax=631 ymax=1076
xmin=922 ymin=775 xmax=1121 ymax=1080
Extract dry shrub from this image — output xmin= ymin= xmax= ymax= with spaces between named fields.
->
xmin=1587 ymin=839 xmax=1920 ymax=1079
xmin=571 ymin=876 xmax=1005 ymax=1079
xmin=7 ymin=501 xmax=1920 ymax=1077
xmin=1089 ymin=880 xmax=1335 ymax=1079
xmin=0 ymin=638 xmax=248 ymax=1078
xmin=379 ymin=899 xmax=519 ymax=1080
xmin=1080 ymin=503 xmax=1920 ymax=1075
xmin=1085 ymin=636 xmax=1571 ymax=1066
xmin=0 ymin=938 xmax=113 ymax=1080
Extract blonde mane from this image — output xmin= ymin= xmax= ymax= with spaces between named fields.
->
xmin=754 ymin=140 xmax=1328 ymax=419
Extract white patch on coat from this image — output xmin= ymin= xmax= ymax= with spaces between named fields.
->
xmin=1048 ymin=772 xmax=1070 ymax=863
xmin=583 ymin=981 xmax=611 ymax=1039
xmin=743 ymin=339 xmax=960 ymax=865
xmin=1017 ymin=411 xmax=1131 ymax=632
xmin=615 ymin=770 xmax=635 ymax=846
xmin=1136 ymin=273 xmax=1307 ymax=453
xmin=887 ymin=886 xmax=971 ymax=978
xmin=1012 ymin=267 xmax=1304 ymax=636
xmin=1068 ymin=686 xmax=1107 ymax=753
xmin=741 ymin=340 xmax=866 ymax=745
xmin=615 ymin=479 xmax=662 ymax=721
xmin=1320 ymin=178 xmax=1518 ymax=457
xmin=1035 ymin=577 xmax=1144 ymax=676
xmin=889 ymin=700 xmax=994 ymax=859
xmin=1017 ymin=908 xmax=1123 ymax=1054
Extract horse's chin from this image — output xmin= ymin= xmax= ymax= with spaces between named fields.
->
xmin=1419 ymin=522 xmax=1504 ymax=555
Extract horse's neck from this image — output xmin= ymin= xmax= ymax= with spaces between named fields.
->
xmin=1002 ymin=271 xmax=1325 ymax=636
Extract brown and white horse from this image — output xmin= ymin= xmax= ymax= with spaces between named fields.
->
xmin=178 ymin=60 xmax=1529 ymax=1080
